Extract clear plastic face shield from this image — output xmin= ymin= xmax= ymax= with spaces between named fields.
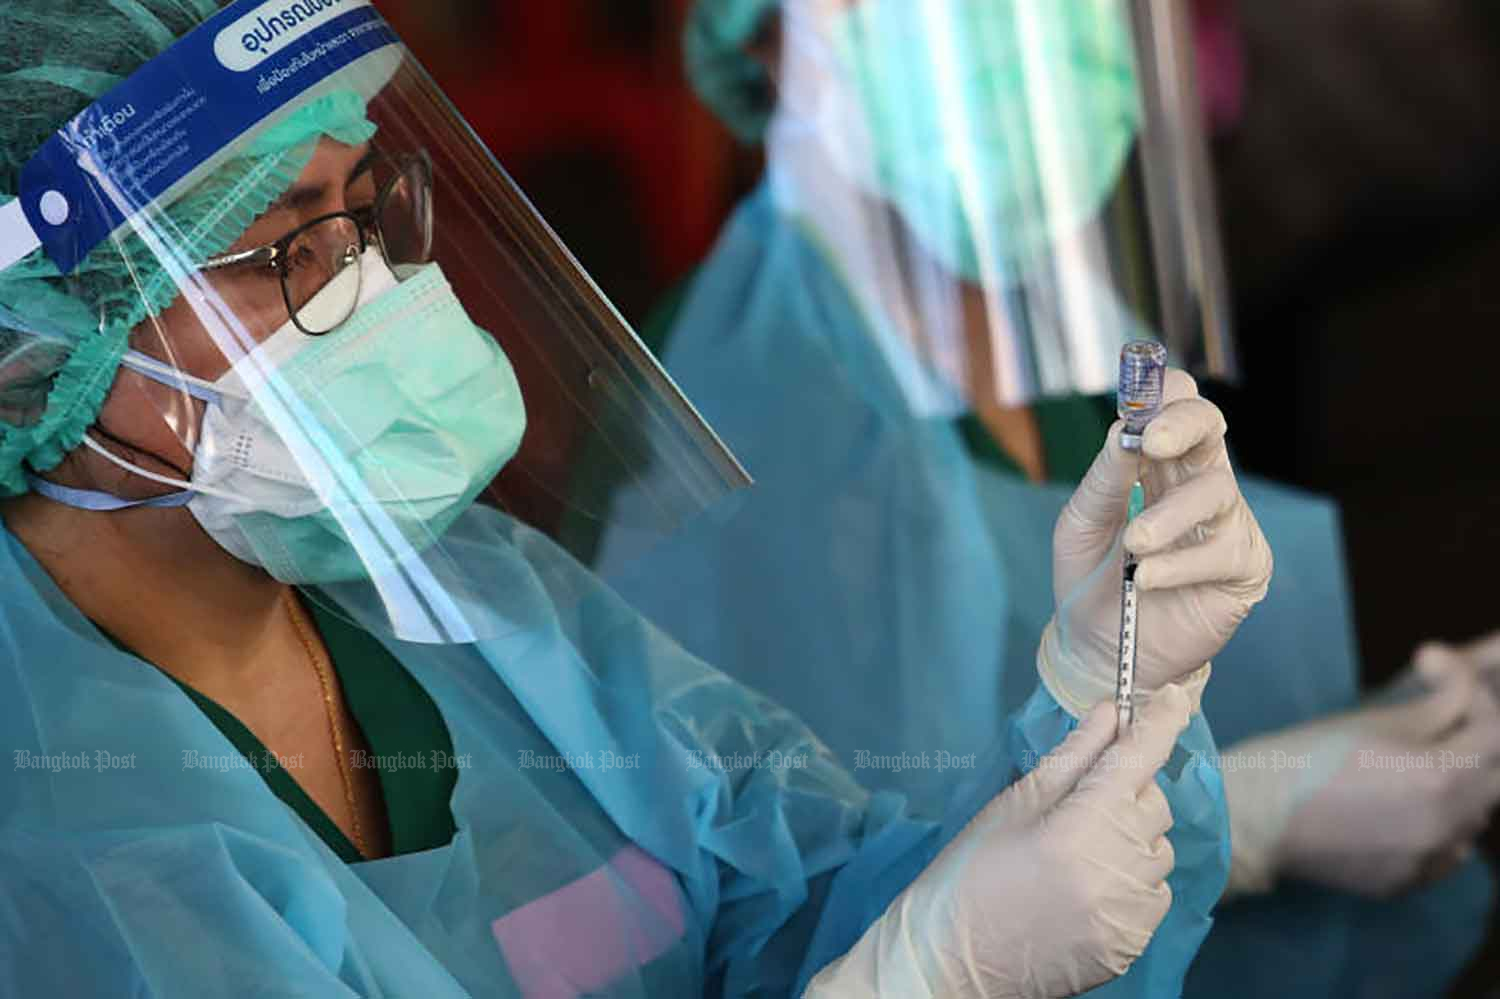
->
xmin=764 ymin=0 xmax=1237 ymax=417
xmin=0 ymin=0 xmax=747 ymax=643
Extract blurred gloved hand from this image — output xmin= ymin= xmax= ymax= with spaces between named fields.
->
xmin=806 ymin=687 xmax=1192 ymax=999
xmin=1040 ymin=370 xmax=1273 ymax=717
xmin=1457 ymin=629 xmax=1500 ymax=700
xmin=1221 ymin=645 xmax=1500 ymax=897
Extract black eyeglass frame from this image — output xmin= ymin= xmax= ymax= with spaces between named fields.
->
xmin=199 ymin=150 xmax=434 ymax=336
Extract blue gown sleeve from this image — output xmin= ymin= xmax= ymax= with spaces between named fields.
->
xmin=769 ymin=686 xmax=1229 ymax=997
xmin=519 ymin=524 xmax=1229 ymax=997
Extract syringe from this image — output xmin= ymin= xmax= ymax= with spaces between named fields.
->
xmin=1116 ymin=342 xmax=1166 ymax=737
xmin=1116 ymin=483 xmax=1146 ymax=738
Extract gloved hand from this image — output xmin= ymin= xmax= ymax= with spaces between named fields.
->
xmin=806 ymin=686 xmax=1192 ymax=999
xmin=1221 ymin=645 xmax=1500 ymax=897
xmin=1456 ymin=629 xmax=1500 ymax=700
xmin=1040 ymin=370 xmax=1272 ymax=717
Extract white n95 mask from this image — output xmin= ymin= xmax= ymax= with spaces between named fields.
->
xmin=77 ymin=249 xmax=529 ymax=583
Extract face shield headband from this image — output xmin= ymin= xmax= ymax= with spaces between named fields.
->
xmin=0 ymin=0 xmax=403 ymax=279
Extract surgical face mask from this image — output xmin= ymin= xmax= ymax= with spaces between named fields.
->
xmin=38 ymin=249 xmax=528 ymax=584
xmin=830 ymin=0 xmax=1142 ymax=281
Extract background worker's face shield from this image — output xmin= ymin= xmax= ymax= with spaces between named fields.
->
xmin=0 ymin=0 xmax=747 ymax=644
xmin=764 ymin=0 xmax=1236 ymax=416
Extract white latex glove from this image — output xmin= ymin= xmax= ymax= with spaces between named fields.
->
xmin=805 ymin=686 xmax=1192 ymax=999
xmin=1458 ymin=629 xmax=1500 ymax=700
xmin=1040 ymin=371 xmax=1273 ymax=718
xmin=1221 ymin=646 xmax=1500 ymax=898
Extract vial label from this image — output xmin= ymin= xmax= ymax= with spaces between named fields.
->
xmin=1118 ymin=341 xmax=1167 ymax=443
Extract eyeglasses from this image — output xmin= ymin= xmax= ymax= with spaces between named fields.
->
xmin=200 ymin=151 xmax=435 ymax=336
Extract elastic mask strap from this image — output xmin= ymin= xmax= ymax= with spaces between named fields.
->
xmin=76 ymin=433 xmax=246 ymax=506
xmin=26 ymin=474 xmax=193 ymax=511
xmin=28 ymin=432 xmax=201 ymax=510
xmin=118 ymin=351 xmax=223 ymax=407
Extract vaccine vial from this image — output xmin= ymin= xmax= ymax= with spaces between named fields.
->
xmin=1118 ymin=341 xmax=1167 ymax=452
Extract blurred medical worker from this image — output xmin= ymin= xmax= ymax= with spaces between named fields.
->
xmin=599 ymin=1 xmax=1500 ymax=996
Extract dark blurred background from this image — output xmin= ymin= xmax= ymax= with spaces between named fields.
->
xmin=373 ymin=1 xmax=1500 ymax=991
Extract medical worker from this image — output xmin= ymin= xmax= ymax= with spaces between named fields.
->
xmin=598 ymin=1 xmax=1500 ymax=996
xmin=0 ymin=1 xmax=1273 ymax=996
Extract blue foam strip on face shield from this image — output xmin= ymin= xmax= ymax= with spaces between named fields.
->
xmin=1 ymin=0 xmax=401 ymax=275
xmin=26 ymin=473 xmax=194 ymax=511
xmin=118 ymin=351 xmax=222 ymax=406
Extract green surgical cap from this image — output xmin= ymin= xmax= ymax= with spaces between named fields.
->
xmin=0 ymin=0 xmax=377 ymax=496
xmin=685 ymin=0 xmax=779 ymax=144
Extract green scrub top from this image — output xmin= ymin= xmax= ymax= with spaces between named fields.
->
xmin=107 ymin=598 xmax=459 ymax=865
xmin=956 ymin=396 xmax=1115 ymax=486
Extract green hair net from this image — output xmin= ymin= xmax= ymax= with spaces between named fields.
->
xmin=685 ymin=0 xmax=779 ymax=145
xmin=0 ymin=0 xmax=378 ymax=496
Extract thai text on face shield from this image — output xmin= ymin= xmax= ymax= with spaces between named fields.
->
xmin=254 ymin=19 xmax=385 ymax=94
xmin=239 ymin=0 xmax=353 ymax=55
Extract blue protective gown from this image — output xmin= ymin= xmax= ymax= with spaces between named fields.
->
xmin=598 ymin=181 xmax=1490 ymax=998
xmin=0 ymin=503 xmax=1214 ymax=997
xmin=600 ymin=183 xmax=1231 ymax=997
